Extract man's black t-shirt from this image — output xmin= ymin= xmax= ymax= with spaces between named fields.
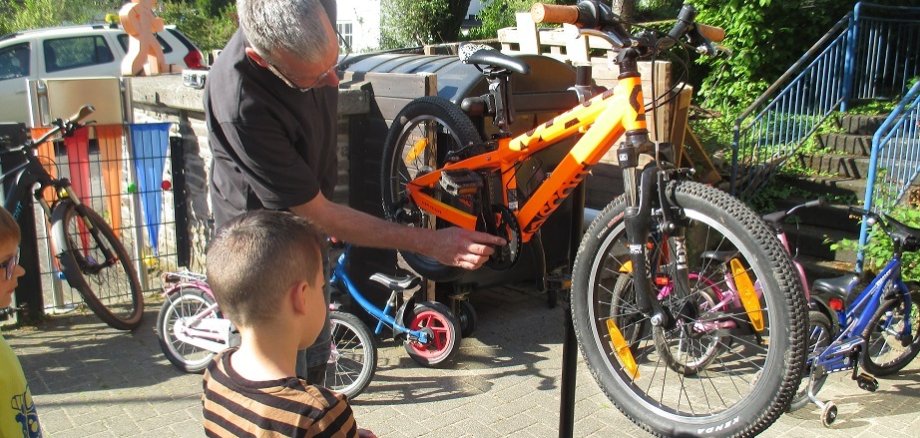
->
xmin=205 ymin=28 xmax=338 ymax=226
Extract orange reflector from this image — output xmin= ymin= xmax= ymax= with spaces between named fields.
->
xmin=619 ymin=260 xmax=633 ymax=273
xmin=607 ymin=319 xmax=639 ymax=379
xmin=405 ymin=138 xmax=428 ymax=162
xmin=730 ymin=258 xmax=764 ymax=332
xmin=828 ymin=297 xmax=845 ymax=312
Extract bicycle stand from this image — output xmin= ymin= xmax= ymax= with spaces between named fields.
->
xmin=558 ymin=180 xmax=586 ymax=438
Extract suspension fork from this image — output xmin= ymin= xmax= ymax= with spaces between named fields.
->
xmin=620 ymin=147 xmax=670 ymax=328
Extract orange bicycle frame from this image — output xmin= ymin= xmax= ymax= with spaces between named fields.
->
xmin=405 ymin=75 xmax=648 ymax=242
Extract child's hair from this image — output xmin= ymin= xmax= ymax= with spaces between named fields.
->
xmin=206 ymin=210 xmax=324 ymax=327
xmin=0 ymin=207 xmax=21 ymax=243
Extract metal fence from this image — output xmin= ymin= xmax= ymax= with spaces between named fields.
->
xmin=857 ymin=81 xmax=920 ymax=269
xmin=730 ymin=2 xmax=920 ymax=198
xmin=28 ymin=124 xmax=182 ymax=316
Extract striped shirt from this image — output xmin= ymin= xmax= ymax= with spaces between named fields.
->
xmin=202 ymin=348 xmax=357 ymax=437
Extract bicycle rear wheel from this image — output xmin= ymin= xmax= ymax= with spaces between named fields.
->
xmin=861 ymin=289 xmax=920 ymax=376
xmin=52 ymin=201 xmax=144 ymax=330
xmin=789 ymin=310 xmax=832 ymax=411
xmin=571 ymin=181 xmax=807 ymax=437
xmin=380 ymin=96 xmax=483 ymax=281
xmin=325 ymin=310 xmax=377 ymax=399
xmin=157 ymin=286 xmax=221 ymax=373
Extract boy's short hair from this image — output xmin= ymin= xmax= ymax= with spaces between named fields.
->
xmin=206 ymin=210 xmax=324 ymax=327
xmin=0 ymin=207 xmax=21 ymax=243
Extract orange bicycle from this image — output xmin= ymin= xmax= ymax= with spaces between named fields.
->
xmin=381 ymin=1 xmax=807 ymax=435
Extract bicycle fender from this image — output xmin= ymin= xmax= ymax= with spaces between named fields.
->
xmin=48 ymin=199 xmax=76 ymax=258
xmin=808 ymin=297 xmax=841 ymax=334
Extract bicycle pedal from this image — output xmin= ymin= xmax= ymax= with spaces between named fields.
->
xmin=439 ymin=170 xmax=483 ymax=196
xmin=855 ymin=373 xmax=878 ymax=392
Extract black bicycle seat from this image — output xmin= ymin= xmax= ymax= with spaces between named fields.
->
xmin=812 ymin=274 xmax=859 ymax=300
xmin=884 ymin=214 xmax=920 ymax=252
xmin=458 ymin=43 xmax=530 ymax=75
xmin=369 ymin=273 xmax=420 ymax=291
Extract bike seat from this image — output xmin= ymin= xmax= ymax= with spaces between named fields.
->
xmin=369 ymin=273 xmax=420 ymax=291
xmin=458 ymin=43 xmax=530 ymax=75
xmin=700 ymin=250 xmax=738 ymax=264
xmin=812 ymin=273 xmax=859 ymax=300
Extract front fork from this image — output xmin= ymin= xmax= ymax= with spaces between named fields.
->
xmin=619 ymin=131 xmax=679 ymax=329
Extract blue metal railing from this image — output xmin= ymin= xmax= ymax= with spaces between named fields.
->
xmin=730 ymin=15 xmax=851 ymax=197
xmin=731 ymin=2 xmax=920 ymax=198
xmin=857 ymin=81 xmax=920 ymax=270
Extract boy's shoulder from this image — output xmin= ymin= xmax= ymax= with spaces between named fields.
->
xmin=203 ymin=348 xmax=349 ymax=410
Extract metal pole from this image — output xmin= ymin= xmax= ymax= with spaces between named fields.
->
xmin=559 ymin=181 xmax=585 ymax=438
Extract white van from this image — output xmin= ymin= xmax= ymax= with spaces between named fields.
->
xmin=0 ymin=23 xmax=204 ymax=124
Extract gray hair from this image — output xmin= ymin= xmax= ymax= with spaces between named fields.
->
xmin=237 ymin=0 xmax=333 ymax=64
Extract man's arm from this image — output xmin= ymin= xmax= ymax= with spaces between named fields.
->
xmin=290 ymin=193 xmax=505 ymax=270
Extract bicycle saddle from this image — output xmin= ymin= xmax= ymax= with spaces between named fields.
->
xmin=458 ymin=43 xmax=530 ymax=75
xmin=369 ymin=273 xmax=420 ymax=291
xmin=812 ymin=274 xmax=859 ymax=300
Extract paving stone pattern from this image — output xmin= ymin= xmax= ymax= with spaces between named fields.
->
xmin=6 ymin=285 xmax=920 ymax=437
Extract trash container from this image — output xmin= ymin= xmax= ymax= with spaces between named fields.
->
xmin=342 ymin=50 xmax=582 ymax=315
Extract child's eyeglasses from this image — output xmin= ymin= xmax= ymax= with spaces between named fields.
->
xmin=1 ymin=248 xmax=19 ymax=280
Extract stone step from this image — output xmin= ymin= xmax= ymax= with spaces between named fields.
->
xmin=817 ymin=133 xmax=873 ymax=156
xmin=834 ymin=114 xmax=888 ymax=135
xmin=782 ymin=222 xmax=859 ymax=264
xmin=778 ymin=174 xmax=866 ymax=202
xmin=794 ymin=153 xmax=871 ymax=179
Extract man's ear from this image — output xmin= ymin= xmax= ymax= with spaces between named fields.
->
xmin=290 ymin=281 xmax=310 ymax=316
xmin=245 ymin=47 xmax=269 ymax=68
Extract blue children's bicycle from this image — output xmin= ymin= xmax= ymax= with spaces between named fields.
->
xmin=791 ymin=207 xmax=920 ymax=426
xmin=328 ymin=243 xmax=462 ymax=368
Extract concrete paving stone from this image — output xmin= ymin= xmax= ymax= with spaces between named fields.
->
xmin=134 ymin=409 xmax=195 ymax=431
xmin=168 ymin=418 xmax=206 ymax=438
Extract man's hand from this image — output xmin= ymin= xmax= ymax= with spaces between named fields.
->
xmin=426 ymin=227 xmax=507 ymax=270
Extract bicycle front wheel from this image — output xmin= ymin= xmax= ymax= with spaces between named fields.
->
xmin=157 ymin=286 xmax=220 ymax=373
xmin=380 ymin=96 xmax=483 ymax=282
xmin=51 ymin=201 xmax=144 ymax=330
xmin=861 ymin=288 xmax=920 ymax=376
xmin=572 ymin=181 xmax=807 ymax=437
xmin=325 ymin=310 xmax=377 ymax=399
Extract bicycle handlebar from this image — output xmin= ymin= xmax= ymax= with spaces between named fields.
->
xmin=531 ymin=1 xmax=726 ymax=55
xmin=28 ymin=104 xmax=96 ymax=149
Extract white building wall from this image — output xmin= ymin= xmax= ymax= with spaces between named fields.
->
xmin=336 ymin=0 xmax=381 ymax=53
xmin=466 ymin=0 xmax=483 ymax=18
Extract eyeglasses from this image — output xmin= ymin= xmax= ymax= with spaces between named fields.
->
xmin=1 ymin=248 xmax=19 ymax=281
xmin=264 ymin=31 xmax=352 ymax=93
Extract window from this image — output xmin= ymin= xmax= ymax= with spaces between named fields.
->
xmin=116 ymin=33 xmax=174 ymax=54
xmin=0 ymin=43 xmax=30 ymax=80
xmin=44 ymin=36 xmax=115 ymax=73
xmin=336 ymin=22 xmax=353 ymax=51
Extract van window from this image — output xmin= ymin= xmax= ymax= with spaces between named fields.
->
xmin=116 ymin=33 xmax=174 ymax=54
xmin=44 ymin=36 xmax=115 ymax=73
xmin=0 ymin=43 xmax=31 ymax=80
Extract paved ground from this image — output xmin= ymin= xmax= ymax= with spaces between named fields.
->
xmin=5 ymin=284 xmax=920 ymax=437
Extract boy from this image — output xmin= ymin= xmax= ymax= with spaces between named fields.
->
xmin=202 ymin=210 xmax=372 ymax=437
xmin=0 ymin=207 xmax=41 ymax=437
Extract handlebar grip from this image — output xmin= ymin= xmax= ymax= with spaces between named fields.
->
xmin=68 ymin=104 xmax=95 ymax=124
xmin=696 ymin=23 xmax=725 ymax=43
xmin=531 ymin=3 xmax=580 ymax=24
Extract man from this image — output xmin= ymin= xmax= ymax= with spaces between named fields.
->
xmin=204 ymin=0 xmax=505 ymax=383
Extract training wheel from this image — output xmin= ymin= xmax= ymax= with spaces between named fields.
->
xmin=821 ymin=401 xmax=837 ymax=427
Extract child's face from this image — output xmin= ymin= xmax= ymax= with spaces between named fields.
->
xmin=0 ymin=238 xmax=24 ymax=308
xmin=299 ymin=265 xmax=327 ymax=349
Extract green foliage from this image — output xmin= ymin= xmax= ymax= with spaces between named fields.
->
xmin=0 ymin=0 xmax=117 ymax=34
xmin=380 ymin=0 xmax=472 ymax=49
xmin=159 ymin=0 xmax=236 ymax=52
xmin=468 ymin=0 xmax=576 ymax=40
xmin=831 ymin=206 xmax=920 ymax=281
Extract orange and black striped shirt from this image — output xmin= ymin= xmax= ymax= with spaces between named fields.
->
xmin=202 ymin=348 xmax=358 ymax=437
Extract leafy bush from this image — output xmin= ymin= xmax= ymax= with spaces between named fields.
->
xmin=832 ymin=206 xmax=920 ymax=282
xmin=380 ymin=0 xmax=471 ymax=49
xmin=159 ymin=0 xmax=237 ymax=52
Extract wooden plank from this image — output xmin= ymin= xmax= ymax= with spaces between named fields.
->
xmin=669 ymin=85 xmax=694 ymax=167
xmin=515 ymin=12 xmax=540 ymax=54
xmin=352 ymin=72 xmax=436 ymax=123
